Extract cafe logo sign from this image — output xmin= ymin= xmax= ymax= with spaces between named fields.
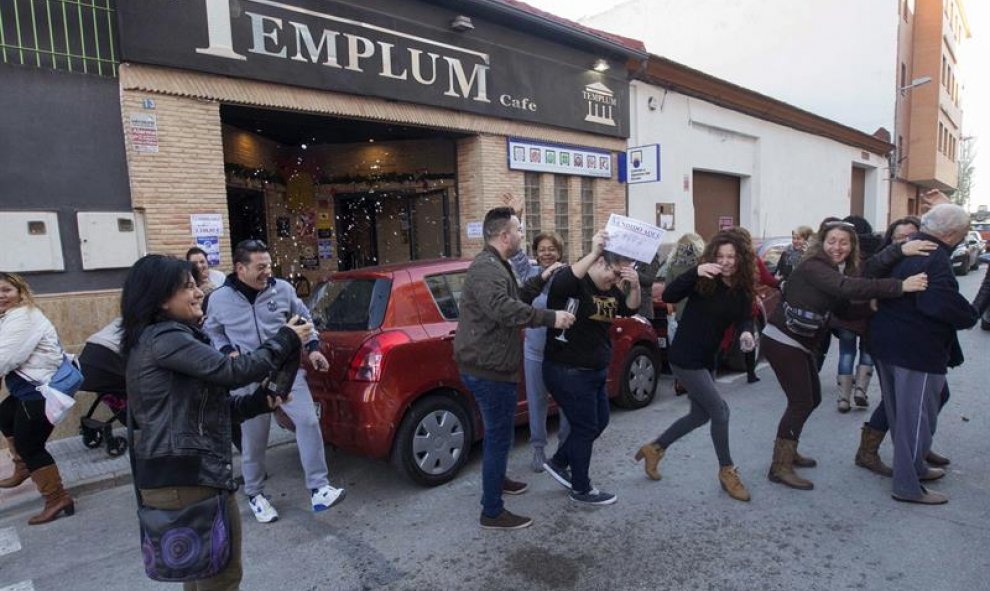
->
xmin=583 ymin=82 xmax=617 ymax=127
xmin=195 ymin=0 xmax=490 ymax=103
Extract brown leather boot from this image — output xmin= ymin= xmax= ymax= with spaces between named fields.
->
xmin=837 ymin=375 xmax=853 ymax=413
xmin=768 ymin=438 xmax=814 ymax=490
xmin=634 ymin=442 xmax=665 ymax=481
xmin=718 ymin=465 xmax=751 ymax=501
xmin=793 ymin=447 xmax=817 ymax=468
xmin=925 ymin=449 xmax=950 ymax=466
xmin=853 ymin=365 xmax=873 ymax=408
xmin=27 ymin=465 xmax=75 ymax=525
xmin=0 ymin=438 xmax=30 ymax=489
xmin=854 ymin=424 xmax=893 ymax=477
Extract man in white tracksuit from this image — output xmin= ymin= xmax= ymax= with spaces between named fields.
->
xmin=205 ymin=239 xmax=345 ymax=523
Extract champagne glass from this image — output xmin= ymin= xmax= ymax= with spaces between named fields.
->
xmin=556 ymin=297 xmax=580 ymax=342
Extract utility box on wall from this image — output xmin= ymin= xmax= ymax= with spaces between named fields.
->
xmin=78 ymin=212 xmax=146 ymax=270
xmin=0 ymin=212 xmax=65 ymax=272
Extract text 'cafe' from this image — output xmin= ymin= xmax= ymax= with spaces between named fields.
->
xmin=114 ymin=0 xmax=646 ymax=277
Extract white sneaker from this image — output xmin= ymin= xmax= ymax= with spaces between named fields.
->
xmin=311 ymin=485 xmax=347 ymax=512
xmin=248 ymin=494 xmax=279 ymax=523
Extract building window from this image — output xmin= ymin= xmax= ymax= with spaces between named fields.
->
xmin=580 ymin=178 xmax=595 ymax=254
xmin=941 ymin=57 xmax=946 ymax=84
xmin=897 ymin=135 xmax=904 ymax=174
xmin=523 ymin=172 xmax=541 ymax=252
xmin=938 ymin=123 xmax=944 ymax=154
xmin=554 ymin=176 xmax=569 ymax=254
xmin=902 ymin=0 xmax=909 ymax=21
xmin=0 ymin=0 xmax=119 ymax=77
xmin=900 ymin=63 xmax=906 ymax=89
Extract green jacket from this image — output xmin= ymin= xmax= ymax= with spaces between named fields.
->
xmin=454 ymin=246 xmax=556 ymax=382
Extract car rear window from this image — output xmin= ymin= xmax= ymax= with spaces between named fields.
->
xmin=309 ymin=278 xmax=391 ymax=331
xmin=425 ymin=272 xmax=467 ymax=320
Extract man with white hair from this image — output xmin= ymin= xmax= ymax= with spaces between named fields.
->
xmin=869 ymin=203 xmax=978 ymax=504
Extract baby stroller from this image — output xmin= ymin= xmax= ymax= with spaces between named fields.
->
xmin=77 ymin=338 xmax=128 ymax=457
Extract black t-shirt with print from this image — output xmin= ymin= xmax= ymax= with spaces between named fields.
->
xmin=544 ymin=266 xmax=633 ymax=369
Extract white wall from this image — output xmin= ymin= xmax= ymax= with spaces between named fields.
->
xmin=627 ymin=81 xmax=888 ymax=242
xmin=585 ymin=0 xmax=900 ymax=135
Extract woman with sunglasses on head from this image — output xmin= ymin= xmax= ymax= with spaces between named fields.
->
xmin=634 ymin=230 xmax=757 ymax=501
xmin=762 ymin=220 xmax=929 ymax=490
xmin=0 ymin=272 xmax=77 ymax=525
xmin=121 ymin=254 xmax=311 ymax=589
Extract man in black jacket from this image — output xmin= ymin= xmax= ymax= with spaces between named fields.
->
xmin=453 ymin=204 xmax=574 ymax=531
xmin=870 ymin=204 xmax=977 ymax=505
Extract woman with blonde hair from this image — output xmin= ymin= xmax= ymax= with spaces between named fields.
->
xmin=0 ymin=272 xmax=77 ymax=524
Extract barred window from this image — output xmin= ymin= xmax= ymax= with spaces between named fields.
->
xmin=0 ymin=0 xmax=118 ymax=77
xmin=554 ymin=176 xmax=569 ymax=255
xmin=581 ymin=178 xmax=595 ymax=254
xmin=524 ymin=172 xmax=541 ymax=253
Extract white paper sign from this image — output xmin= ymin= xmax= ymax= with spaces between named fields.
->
xmin=507 ymin=138 xmax=612 ymax=179
xmin=129 ymin=113 xmax=159 ymax=153
xmin=190 ymin=214 xmax=224 ymax=237
xmin=466 ymin=221 xmax=484 ymax=239
xmin=605 ymin=214 xmax=665 ymax=263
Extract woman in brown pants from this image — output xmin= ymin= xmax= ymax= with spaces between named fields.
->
xmin=762 ymin=221 xmax=928 ymax=490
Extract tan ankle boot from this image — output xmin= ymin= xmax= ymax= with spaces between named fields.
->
xmin=27 ymin=465 xmax=75 ymax=525
xmin=853 ymin=365 xmax=873 ymax=408
xmin=793 ymin=447 xmax=818 ymax=468
xmin=634 ymin=442 xmax=665 ymax=481
xmin=0 ymin=437 xmax=30 ymax=489
xmin=854 ymin=424 xmax=893 ymax=477
xmin=718 ymin=465 xmax=751 ymax=501
xmin=768 ymin=438 xmax=814 ymax=490
xmin=837 ymin=375 xmax=853 ymax=413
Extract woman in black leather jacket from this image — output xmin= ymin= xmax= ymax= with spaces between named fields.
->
xmin=121 ymin=254 xmax=311 ymax=590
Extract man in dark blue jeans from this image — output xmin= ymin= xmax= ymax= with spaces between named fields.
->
xmin=543 ymin=232 xmax=639 ymax=505
xmin=453 ymin=201 xmax=574 ymax=530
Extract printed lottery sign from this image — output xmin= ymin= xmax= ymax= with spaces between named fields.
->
xmin=604 ymin=214 xmax=665 ymax=263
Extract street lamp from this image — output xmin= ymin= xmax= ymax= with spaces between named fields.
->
xmin=899 ymin=76 xmax=932 ymax=95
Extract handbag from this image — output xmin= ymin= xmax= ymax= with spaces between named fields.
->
xmin=16 ymin=354 xmax=84 ymax=425
xmin=127 ymin=409 xmax=233 ymax=582
xmin=783 ymin=302 xmax=829 ymax=338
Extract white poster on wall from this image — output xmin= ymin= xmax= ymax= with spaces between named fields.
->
xmin=466 ymin=222 xmax=484 ymax=239
xmin=507 ymin=138 xmax=612 ymax=179
xmin=604 ymin=214 xmax=665 ymax=263
xmin=190 ymin=214 xmax=224 ymax=236
xmin=626 ymin=144 xmax=661 ymax=184
xmin=129 ymin=113 xmax=159 ymax=153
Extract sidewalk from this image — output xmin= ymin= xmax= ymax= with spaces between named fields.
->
xmin=0 ymin=421 xmax=296 ymax=514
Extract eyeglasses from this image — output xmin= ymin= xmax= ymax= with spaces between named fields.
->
xmin=236 ymin=239 xmax=268 ymax=251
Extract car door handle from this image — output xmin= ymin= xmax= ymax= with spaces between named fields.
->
xmin=441 ymin=330 xmax=457 ymax=341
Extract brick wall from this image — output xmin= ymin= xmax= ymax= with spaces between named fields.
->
xmin=121 ymin=92 xmax=232 ymax=267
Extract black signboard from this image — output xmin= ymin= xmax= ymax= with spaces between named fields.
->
xmin=115 ymin=0 xmax=630 ymax=137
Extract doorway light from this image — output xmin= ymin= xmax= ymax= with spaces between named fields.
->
xmin=592 ymin=59 xmax=610 ymax=72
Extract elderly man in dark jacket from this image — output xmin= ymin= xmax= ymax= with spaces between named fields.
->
xmin=453 ymin=204 xmax=574 ymax=531
xmin=870 ymin=204 xmax=978 ymax=505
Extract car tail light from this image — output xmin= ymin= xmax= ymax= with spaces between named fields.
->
xmin=347 ymin=331 xmax=411 ymax=382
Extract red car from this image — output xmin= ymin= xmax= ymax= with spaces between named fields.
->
xmin=304 ymin=259 xmax=662 ymax=486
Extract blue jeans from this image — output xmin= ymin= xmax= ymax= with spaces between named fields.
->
xmin=834 ymin=328 xmax=873 ymax=375
xmin=543 ymin=361 xmax=609 ymax=494
xmin=461 ymin=374 xmax=517 ymax=518
xmin=524 ymin=357 xmax=570 ymax=451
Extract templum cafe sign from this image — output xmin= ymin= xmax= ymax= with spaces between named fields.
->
xmin=114 ymin=0 xmax=630 ymax=137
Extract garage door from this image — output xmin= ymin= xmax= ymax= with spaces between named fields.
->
xmin=693 ymin=171 xmax=740 ymax=240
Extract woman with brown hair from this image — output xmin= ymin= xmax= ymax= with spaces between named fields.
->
xmin=0 ymin=272 xmax=77 ymax=524
xmin=762 ymin=221 xmax=929 ymax=490
xmin=634 ymin=230 xmax=757 ymax=501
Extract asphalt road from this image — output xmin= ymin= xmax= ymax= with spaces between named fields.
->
xmin=2 ymin=271 xmax=988 ymax=591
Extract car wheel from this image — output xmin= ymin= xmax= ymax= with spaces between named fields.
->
xmin=958 ymin=259 xmax=970 ymax=276
xmin=392 ymin=394 xmax=473 ymax=487
xmin=615 ymin=345 xmax=659 ymax=409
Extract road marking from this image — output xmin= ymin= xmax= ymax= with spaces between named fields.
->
xmin=0 ymin=581 xmax=34 ymax=591
xmin=0 ymin=527 xmax=21 ymax=556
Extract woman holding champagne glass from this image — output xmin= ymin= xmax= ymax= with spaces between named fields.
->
xmin=541 ymin=230 xmax=639 ymax=506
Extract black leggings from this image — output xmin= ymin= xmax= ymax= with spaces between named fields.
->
xmin=0 ymin=397 xmax=55 ymax=471
xmin=763 ymin=338 xmax=822 ymax=441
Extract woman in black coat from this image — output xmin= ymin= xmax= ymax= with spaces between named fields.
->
xmin=121 ymin=255 xmax=310 ymax=590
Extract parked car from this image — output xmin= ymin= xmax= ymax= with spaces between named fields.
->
xmin=971 ymin=222 xmax=990 ymax=251
xmin=952 ymin=231 xmax=982 ymax=275
xmin=303 ymin=259 xmax=662 ymax=486
xmin=753 ymin=236 xmax=793 ymax=276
